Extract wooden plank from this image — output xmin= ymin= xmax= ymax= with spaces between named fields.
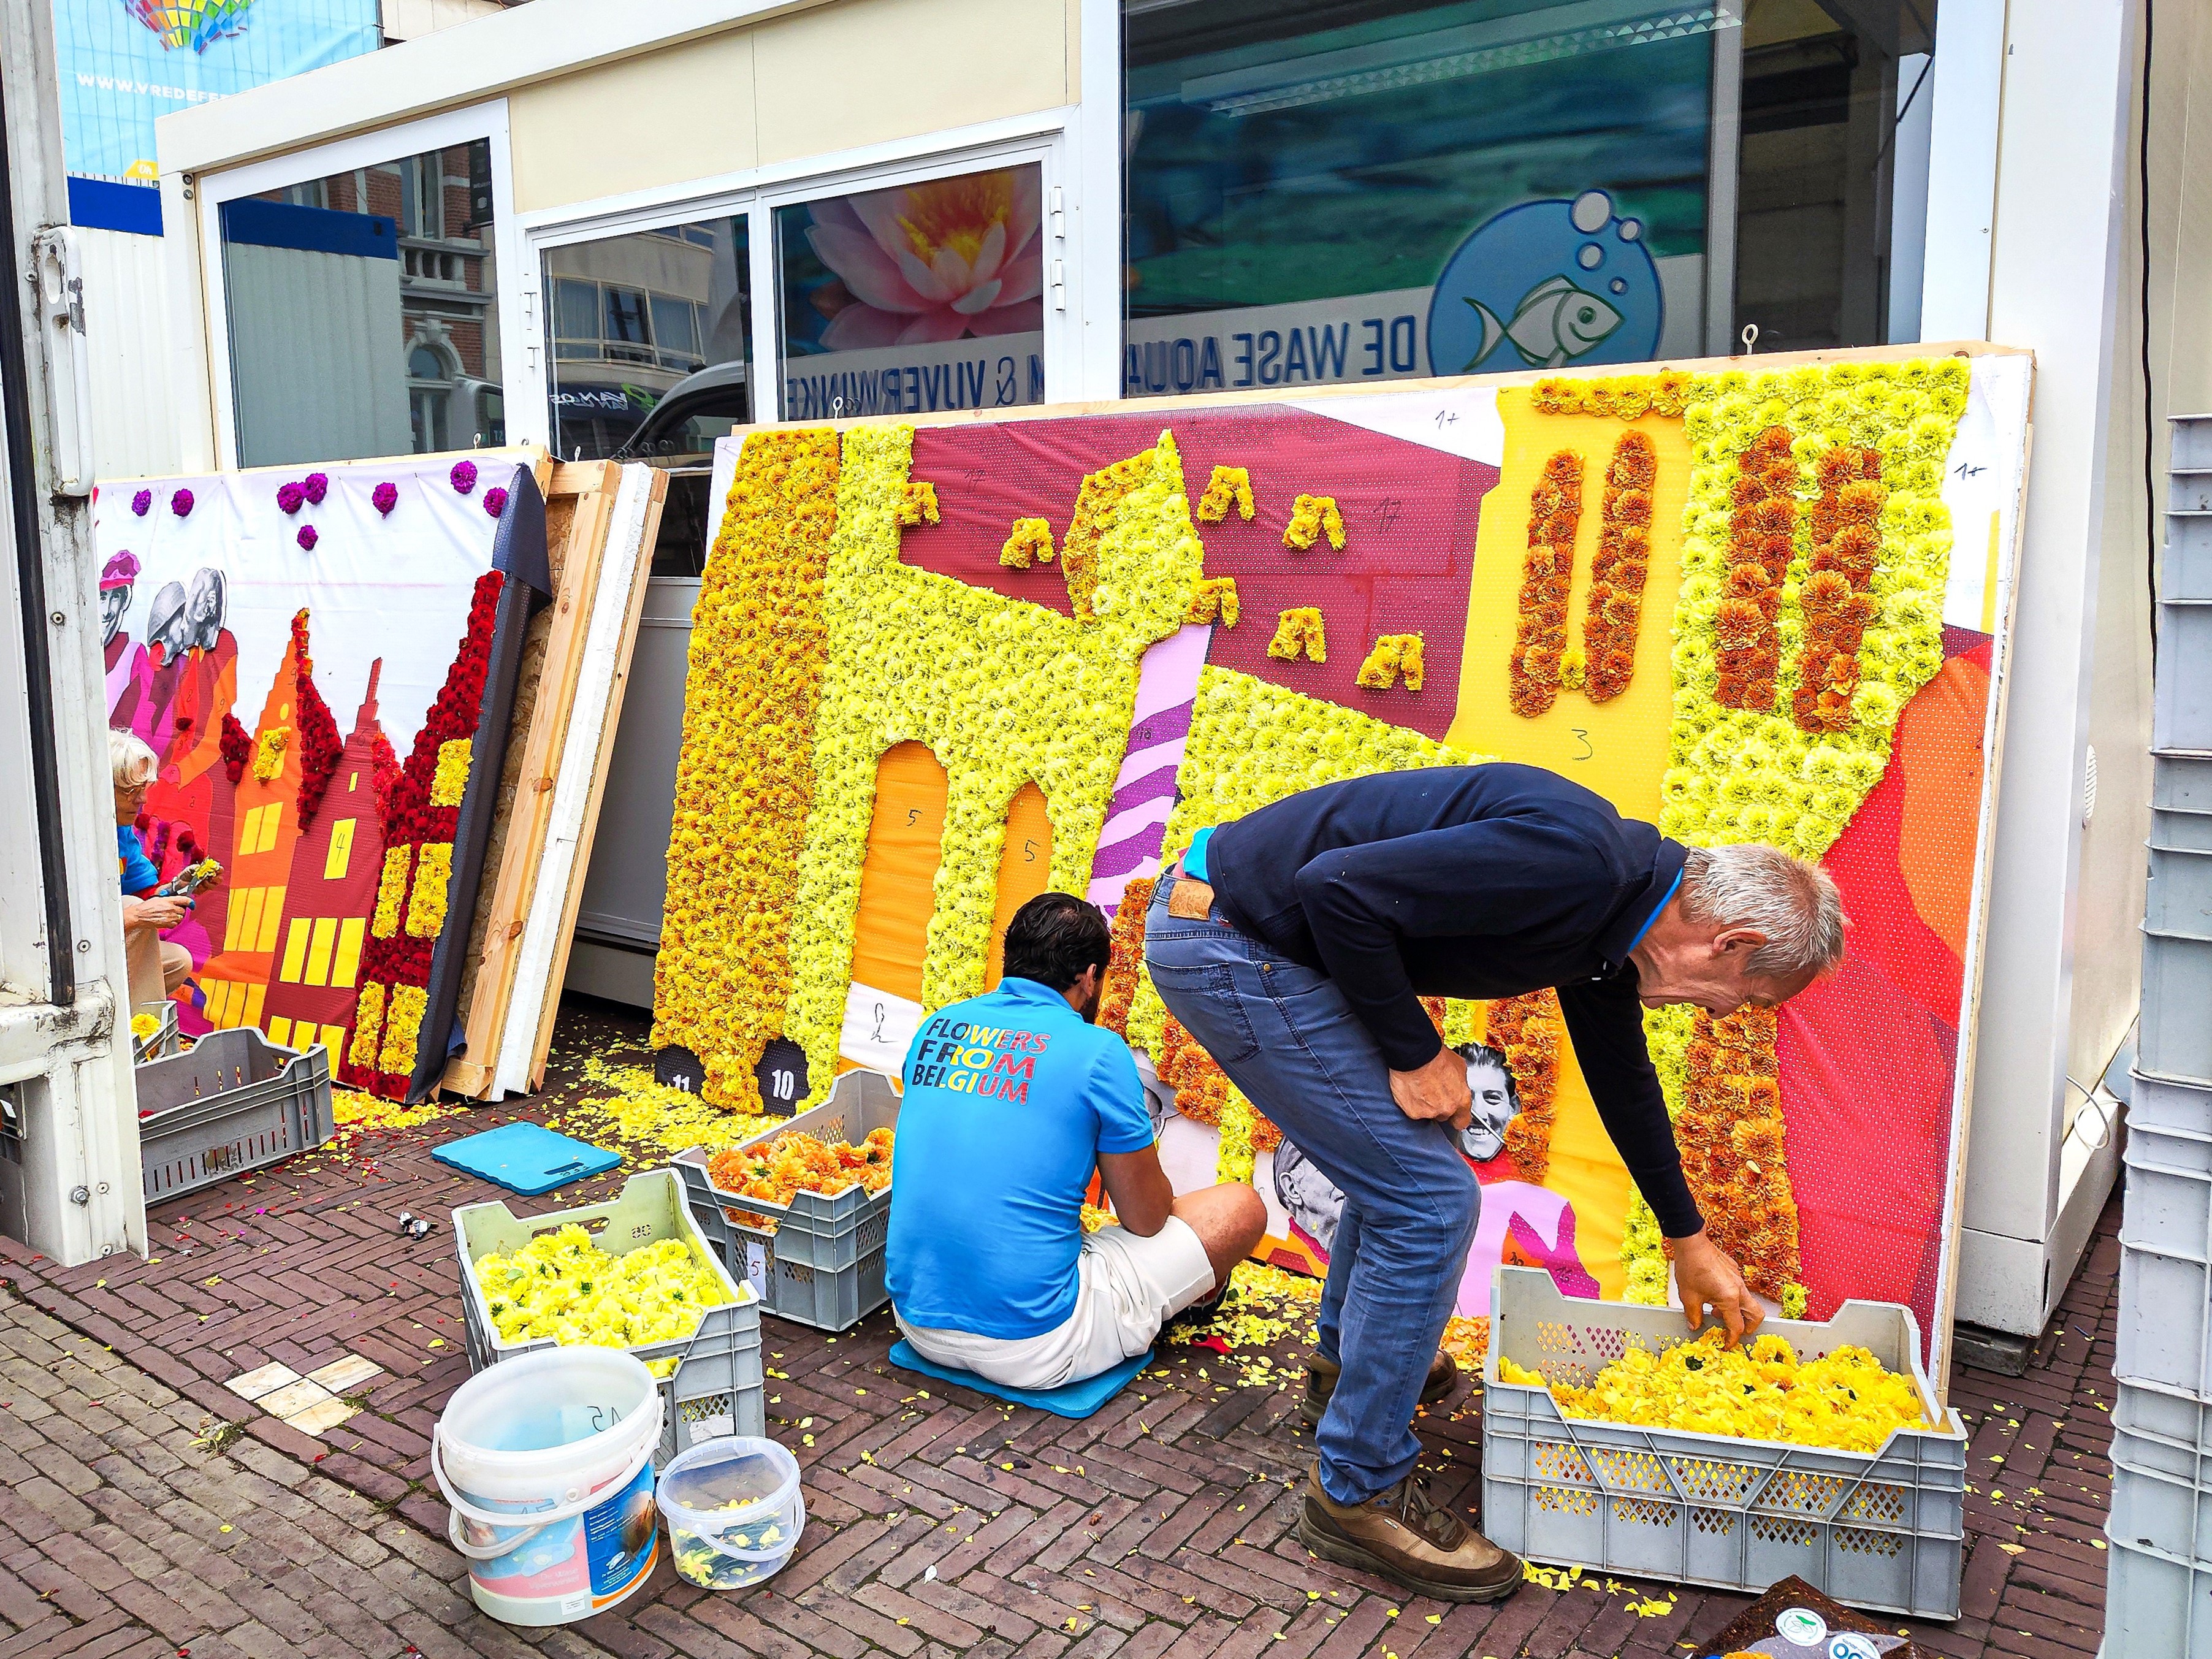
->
xmin=524 ymin=465 xmax=669 ymax=1091
xmin=442 ymin=460 xmax=620 ymax=1096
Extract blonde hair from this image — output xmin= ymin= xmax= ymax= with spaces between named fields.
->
xmin=1679 ymin=844 xmax=1847 ymax=980
xmin=109 ymin=727 xmax=158 ymax=789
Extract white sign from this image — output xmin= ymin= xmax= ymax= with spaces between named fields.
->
xmin=782 ymin=335 xmax=1045 ymax=421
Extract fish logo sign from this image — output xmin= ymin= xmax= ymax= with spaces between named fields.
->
xmin=1425 ymin=191 xmax=1662 ymax=378
xmin=1463 ymin=275 xmax=1623 ymax=372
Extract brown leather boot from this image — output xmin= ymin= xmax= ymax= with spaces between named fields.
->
xmin=1296 ymin=1466 xmax=1522 ymax=1603
xmin=1301 ymin=1349 xmax=1458 ymax=1426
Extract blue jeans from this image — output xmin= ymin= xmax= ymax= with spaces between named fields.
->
xmin=1143 ymin=879 xmax=1479 ymax=1504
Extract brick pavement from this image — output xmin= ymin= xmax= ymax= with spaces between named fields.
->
xmin=0 ymin=997 xmax=2122 ymax=1658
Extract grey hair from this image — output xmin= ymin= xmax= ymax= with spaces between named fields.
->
xmin=1678 ymin=844 xmax=1847 ymax=980
xmin=109 ymin=727 xmax=158 ymax=789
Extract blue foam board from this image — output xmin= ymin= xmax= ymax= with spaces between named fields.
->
xmin=432 ymin=1123 xmax=622 ymax=1196
xmin=887 ymin=1339 xmax=1153 ymax=1420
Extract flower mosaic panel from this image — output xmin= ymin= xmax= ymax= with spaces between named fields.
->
xmin=650 ymin=351 xmax=2033 ymax=1378
xmin=94 ymin=455 xmax=549 ymax=1098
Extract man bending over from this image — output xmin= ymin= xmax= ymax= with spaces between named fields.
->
xmin=889 ymin=892 xmax=1266 ymax=1389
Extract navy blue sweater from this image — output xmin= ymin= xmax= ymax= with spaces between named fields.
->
xmin=1206 ymin=763 xmax=1700 ymax=1238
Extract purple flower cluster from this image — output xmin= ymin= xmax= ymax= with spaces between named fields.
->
xmin=449 ymin=460 xmax=478 ymax=495
xmin=170 ymin=489 xmax=193 ymax=518
xmin=297 ymin=525 xmax=319 ymax=552
xmin=373 ymin=481 xmax=398 ymax=516
xmin=303 ymin=472 xmax=329 ymax=505
xmin=482 ymin=486 xmax=509 ymax=518
xmin=276 ymin=481 xmax=305 ymax=514
xmin=131 ymin=489 xmax=151 ymax=517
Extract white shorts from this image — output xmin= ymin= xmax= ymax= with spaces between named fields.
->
xmin=896 ymin=1217 xmax=1216 ymax=1390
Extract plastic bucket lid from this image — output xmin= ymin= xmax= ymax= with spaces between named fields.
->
xmin=657 ymin=1435 xmax=802 ymax=1556
xmin=435 ymin=1346 xmax=660 ymax=1509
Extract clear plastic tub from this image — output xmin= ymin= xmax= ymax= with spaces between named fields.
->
xmin=655 ymin=1435 xmax=804 ymax=1590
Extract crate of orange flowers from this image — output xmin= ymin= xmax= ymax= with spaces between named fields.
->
xmin=1482 ymin=1265 xmax=1969 ymax=1619
xmin=674 ymin=1070 xmax=898 ymax=1332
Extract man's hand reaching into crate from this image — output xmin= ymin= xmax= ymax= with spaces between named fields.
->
xmin=1671 ymin=1229 xmax=1764 ymax=1344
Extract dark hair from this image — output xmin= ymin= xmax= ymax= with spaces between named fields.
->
xmin=1002 ymin=892 xmax=1110 ymax=991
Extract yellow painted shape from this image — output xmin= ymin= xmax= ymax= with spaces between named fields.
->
xmin=330 ymin=918 xmax=365 ymax=990
xmin=242 ymin=983 xmax=266 ymax=1029
xmin=1538 ymin=1018 xmax=1633 ymax=1302
xmin=1445 ymin=389 xmax=1693 ymax=825
xmin=986 ymin=782 xmax=1055 ymax=988
xmin=234 ymin=888 xmax=266 ymax=955
xmin=256 ymin=887 xmax=286 ymax=952
xmin=267 ymin=1016 xmax=292 ymax=1048
xmin=256 ymin=804 xmax=283 ymax=855
xmin=850 ymin=742 xmax=951 ymax=1007
xmin=202 ymin=978 xmax=230 ymax=1027
xmin=277 ymin=918 xmax=311 ymax=985
xmin=324 ymin=819 xmax=356 ymax=882
xmin=303 ymin=917 xmax=338 ymax=988
xmin=1981 ymin=509 xmax=2001 ymax=635
xmin=318 ymin=1023 xmax=346 ymax=1056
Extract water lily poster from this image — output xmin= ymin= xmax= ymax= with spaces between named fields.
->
xmin=650 ymin=348 xmax=2032 ymax=1379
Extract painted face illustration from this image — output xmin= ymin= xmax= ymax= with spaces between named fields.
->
xmin=1455 ymin=1043 xmax=1521 ymax=1163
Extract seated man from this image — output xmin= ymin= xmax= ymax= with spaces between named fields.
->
xmin=112 ymin=729 xmax=191 ymax=1008
xmin=888 ymin=891 xmax=1266 ymax=1389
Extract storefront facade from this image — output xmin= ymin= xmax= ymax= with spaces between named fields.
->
xmin=154 ymin=0 xmax=2183 ymax=1343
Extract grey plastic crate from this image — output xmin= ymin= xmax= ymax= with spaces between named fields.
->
xmin=2130 ymin=1070 xmax=2212 ymax=1138
xmin=2112 ymin=1425 xmax=2212 ymax=1564
xmin=2109 ymin=1530 xmax=2212 ymax=1658
xmin=2140 ymin=930 xmax=2212 ymax=1085
xmin=2118 ymin=1119 xmax=2212 ymax=1397
xmin=2149 ymin=845 xmax=2212 ymax=939
xmin=2157 ymin=753 xmax=2212 ymax=814
xmin=135 ymin=1029 xmax=333 ymax=1202
xmin=674 ymin=1069 xmax=897 ymax=1332
xmin=2155 ymin=604 xmax=2212 ymax=753
xmin=2157 ymin=808 xmax=2212 ymax=855
xmin=1482 ymin=1266 xmax=1967 ymax=1619
xmin=2167 ymin=512 xmax=2212 ymax=601
xmin=131 ymin=1000 xmax=179 ymax=1064
xmin=454 ymin=1169 xmax=765 ymax=1465
xmin=2119 ymin=1379 xmax=2212 ymax=1453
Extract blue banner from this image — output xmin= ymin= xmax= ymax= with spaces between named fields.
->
xmin=55 ymin=0 xmax=381 ymax=234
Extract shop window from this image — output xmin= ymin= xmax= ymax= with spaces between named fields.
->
xmin=541 ymin=215 xmax=752 ymax=467
xmin=1121 ymin=0 xmax=1937 ymax=395
xmin=772 ymin=162 xmax=1047 ymax=422
xmin=220 ymin=137 xmax=499 ymax=467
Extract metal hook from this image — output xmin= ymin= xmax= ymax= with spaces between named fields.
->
xmin=1739 ymin=323 xmax=1760 ymax=356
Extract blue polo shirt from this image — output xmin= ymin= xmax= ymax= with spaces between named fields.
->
xmin=888 ymin=978 xmax=1155 ymax=1339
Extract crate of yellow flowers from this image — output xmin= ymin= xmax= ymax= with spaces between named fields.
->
xmin=1482 ymin=1265 xmax=1968 ymax=1619
xmin=454 ymin=1169 xmax=764 ymax=1465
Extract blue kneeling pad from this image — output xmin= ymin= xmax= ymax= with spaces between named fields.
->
xmin=432 ymin=1123 xmax=622 ymax=1196
xmin=888 ymin=1339 xmax=1154 ymax=1420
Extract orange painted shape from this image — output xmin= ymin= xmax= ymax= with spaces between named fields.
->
xmin=849 ymin=742 xmax=951 ymax=1007
xmin=1896 ymin=655 xmax=1991 ymax=958
xmin=986 ymin=783 xmax=1056 ymax=988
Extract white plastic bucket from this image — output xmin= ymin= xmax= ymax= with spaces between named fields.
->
xmin=655 ymin=1435 xmax=805 ymax=1590
xmin=431 ymin=1347 xmax=665 ymax=1626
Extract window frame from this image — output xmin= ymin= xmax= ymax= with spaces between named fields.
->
xmin=196 ymin=99 xmax=526 ymax=471
xmin=515 ymin=107 xmax=1093 ymax=440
